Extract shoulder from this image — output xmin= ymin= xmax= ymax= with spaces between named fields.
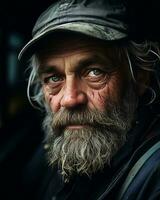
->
xmin=119 ymin=138 xmax=160 ymax=200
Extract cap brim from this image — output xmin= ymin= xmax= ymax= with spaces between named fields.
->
xmin=18 ymin=22 xmax=127 ymax=61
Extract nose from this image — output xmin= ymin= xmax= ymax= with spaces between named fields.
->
xmin=60 ymin=76 xmax=87 ymax=108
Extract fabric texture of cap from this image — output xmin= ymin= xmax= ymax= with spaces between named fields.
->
xmin=18 ymin=0 xmax=128 ymax=61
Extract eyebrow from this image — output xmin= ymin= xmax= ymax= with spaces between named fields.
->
xmin=38 ymin=54 xmax=114 ymax=75
xmin=38 ymin=65 xmax=58 ymax=75
xmin=77 ymin=55 xmax=112 ymax=70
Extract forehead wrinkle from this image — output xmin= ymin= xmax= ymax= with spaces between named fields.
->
xmin=38 ymin=48 xmax=116 ymax=75
xmin=37 ymin=44 xmax=128 ymax=80
xmin=37 ymin=38 xmax=117 ymax=61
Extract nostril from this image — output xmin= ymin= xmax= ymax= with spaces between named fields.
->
xmin=61 ymin=92 xmax=87 ymax=108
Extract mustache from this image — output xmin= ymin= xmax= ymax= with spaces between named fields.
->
xmin=51 ymin=107 xmax=122 ymax=130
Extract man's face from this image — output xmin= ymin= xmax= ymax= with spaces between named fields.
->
xmin=37 ymin=34 xmax=138 ymax=181
xmin=39 ymin=38 xmax=130 ymax=114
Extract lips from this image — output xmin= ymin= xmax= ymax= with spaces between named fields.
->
xmin=65 ymin=125 xmax=89 ymax=130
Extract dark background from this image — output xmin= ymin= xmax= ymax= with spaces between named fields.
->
xmin=0 ymin=0 xmax=160 ymax=198
xmin=0 ymin=1 xmax=55 ymax=197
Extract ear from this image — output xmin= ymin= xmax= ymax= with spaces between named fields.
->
xmin=136 ymin=70 xmax=151 ymax=96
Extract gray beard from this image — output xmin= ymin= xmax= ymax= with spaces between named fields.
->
xmin=43 ymin=84 xmax=138 ymax=182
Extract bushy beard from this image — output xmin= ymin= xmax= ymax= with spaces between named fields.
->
xmin=43 ymin=84 xmax=138 ymax=182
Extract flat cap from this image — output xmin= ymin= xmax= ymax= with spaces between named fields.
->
xmin=18 ymin=0 xmax=128 ymax=61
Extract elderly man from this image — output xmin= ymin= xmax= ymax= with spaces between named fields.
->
xmin=18 ymin=0 xmax=160 ymax=199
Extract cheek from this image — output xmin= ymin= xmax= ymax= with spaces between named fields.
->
xmin=87 ymin=76 xmax=122 ymax=111
xmin=43 ymin=86 xmax=61 ymax=112
xmin=88 ymin=89 xmax=110 ymax=111
xmin=50 ymin=96 xmax=61 ymax=112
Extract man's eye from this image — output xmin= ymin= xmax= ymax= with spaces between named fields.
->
xmin=44 ymin=75 xmax=63 ymax=83
xmin=88 ymin=69 xmax=103 ymax=77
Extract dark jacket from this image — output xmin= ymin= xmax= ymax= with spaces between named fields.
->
xmin=19 ymin=105 xmax=160 ymax=200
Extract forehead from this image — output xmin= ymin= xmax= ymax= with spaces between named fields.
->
xmin=36 ymin=31 xmax=127 ymax=68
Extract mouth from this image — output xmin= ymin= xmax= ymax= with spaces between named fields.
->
xmin=65 ymin=124 xmax=90 ymax=130
xmin=54 ymin=121 xmax=98 ymax=132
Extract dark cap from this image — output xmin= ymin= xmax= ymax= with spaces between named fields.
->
xmin=18 ymin=0 xmax=128 ymax=61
